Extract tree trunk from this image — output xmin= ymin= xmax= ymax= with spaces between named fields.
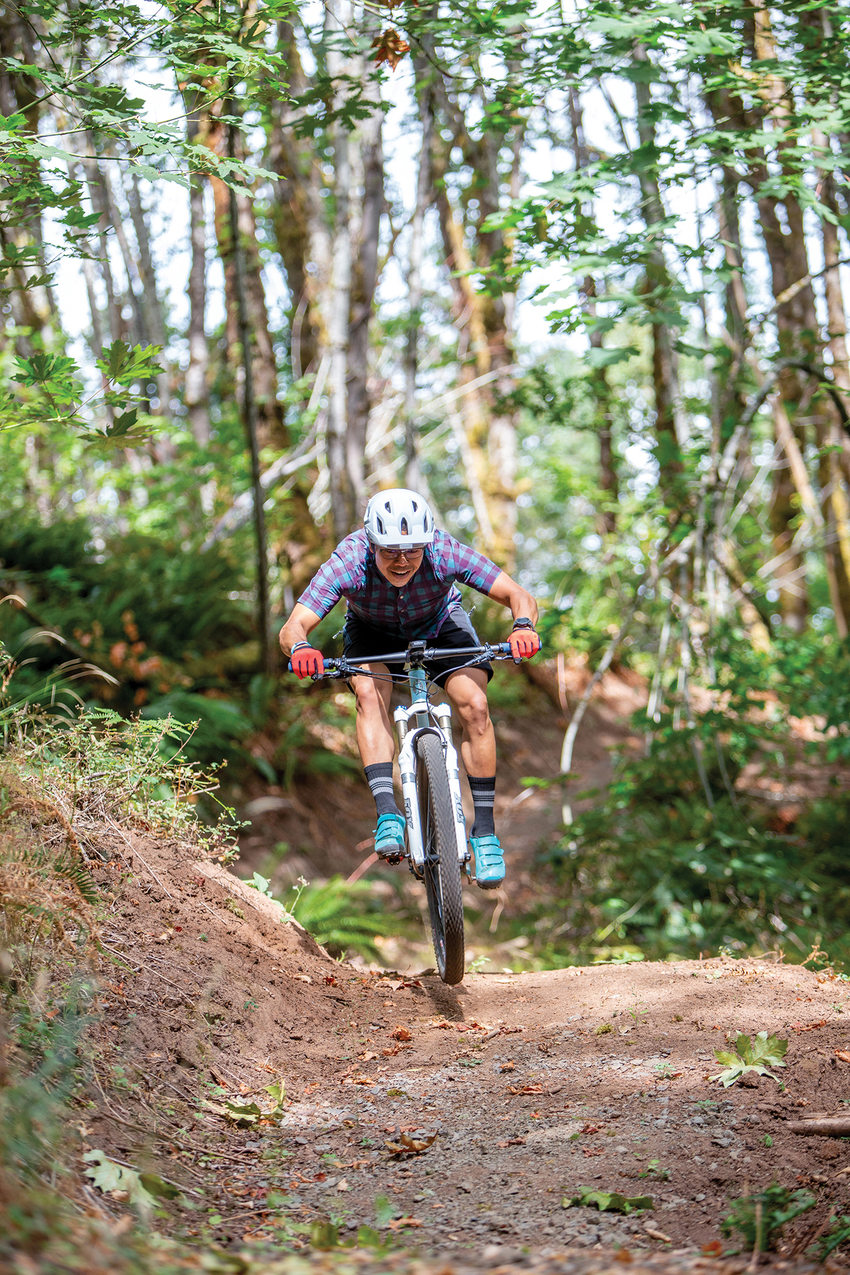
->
xmin=414 ymin=39 xmax=522 ymax=566
xmin=179 ymin=45 xmax=322 ymax=594
xmin=268 ymin=19 xmax=328 ymax=382
xmin=403 ymin=77 xmax=433 ymax=494
xmin=185 ymin=166 xmax=211 ymax=449
xmin=0 ymin=9 xmax=55 ymax=352
xmin=568 ymin=87 xmax=618 ymax=538
xmin=632 ymin=42 xmax=684 ymax=518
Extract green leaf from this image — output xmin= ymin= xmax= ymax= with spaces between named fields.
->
xmin=96 ymin=340 xmax=163 ymax=386
xmin=564 ymin=1186 xmax=654 ymax=1214
xmin=374 ymin=1194 xmax=397 ymax=1228
xmin=83 ymin=1149 xmax=178 ymax=1214
xmin=202 ymin=1098 xmax=265 ymax=1126
xmin=584 ymin=344 xmax=639 ymax=370
xmin=710 ymin=1032 xmax=788 ymax=1087
xmin=203 ymin=1081 xmax=286 ymax=1126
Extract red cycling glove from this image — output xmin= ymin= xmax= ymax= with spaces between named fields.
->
xmin=290 ymin=644 xmax=324 ymax=679
xmin=508 ymin=624 xmax=540 ymax=661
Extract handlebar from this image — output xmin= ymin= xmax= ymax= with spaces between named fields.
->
xmin=287 ymin=640 xmax=515 ymax=679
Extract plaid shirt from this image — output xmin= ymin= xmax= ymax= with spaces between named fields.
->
xmin=298 ymin=528 xmax=501 ymax=637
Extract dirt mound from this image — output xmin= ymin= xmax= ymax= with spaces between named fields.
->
xmin=76 ymin=823 xmax=850 ymax=1271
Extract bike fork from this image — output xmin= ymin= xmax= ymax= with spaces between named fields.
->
xmin=431 ymin=703 xmax=471 ymax=875
xmin=394 ymin=704 xmax=470 ymax=878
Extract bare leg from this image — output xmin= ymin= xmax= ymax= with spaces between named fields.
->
xmin=444 ymin=668 xmax=495 ymax=777
xmin=351 ymin=664 xmax=395 ymax=766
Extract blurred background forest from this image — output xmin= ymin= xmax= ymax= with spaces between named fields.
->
xmin=3 ymin=0 xmax=850 ymax=968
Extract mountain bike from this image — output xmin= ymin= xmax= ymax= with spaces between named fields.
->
xmin=302 ymin=639 xmax=515 ymax=986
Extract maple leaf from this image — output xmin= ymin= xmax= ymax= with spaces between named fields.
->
xmin=371 ymin=28 xmax=410 ymax=69
xmin=710 ymin=1031 xmax=788 ymax=1087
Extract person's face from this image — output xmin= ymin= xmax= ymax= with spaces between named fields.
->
xmin=374 ymin=545 xmax=425 ymax=588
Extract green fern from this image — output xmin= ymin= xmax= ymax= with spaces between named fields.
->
xmin=288 ymin=876 xmax=395 ymax=962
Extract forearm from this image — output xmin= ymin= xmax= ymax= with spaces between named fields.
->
xmin=279 ymin=603 xmax=322 ymax=657
xmin=486 ymin=571 xmax=539 ymax=627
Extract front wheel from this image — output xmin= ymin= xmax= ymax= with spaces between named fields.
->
xmin=415 ymin=731 xmax=465 ymax=985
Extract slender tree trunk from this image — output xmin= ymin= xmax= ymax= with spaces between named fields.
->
xmin=228 ymin=117 xmax=273 ymax=674
xmin=268 ymin=19 xmax=327 ymax=381
xmin=185 ymin=167 xmax=211 ymax=448
xmin=181 ymin=51 xmax=322 ymax=593
xmin=325 ymin=106 xmax=354 ymax=538
xmin=0 ymin=9 xmax=56 ymax=353
xmin=632 ymin=42 xmax=684 ymax=516
xmin=344 ymin=72 xmax=383 ymax=527
xmin=568 ymin=87 xmax=618 ymax=537
xmin=816 ymin=139 xmax=850 ymax=632
xmin=122 ymin=168 xmax=173 ymax=427
xmin=403 ymin=78 xmax=433 ymax=493
xmin=414 ymin=39 xmax=522 ymax=565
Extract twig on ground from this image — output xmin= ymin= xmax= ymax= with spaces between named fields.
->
xmin=788 ymin=1117 xmax=850 ymax=1135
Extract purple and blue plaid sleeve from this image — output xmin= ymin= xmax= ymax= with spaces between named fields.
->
xmin=297 ymin=532 xmax=367 ymax=619
xmin=434 ymin=531 xmax=501 ymax=593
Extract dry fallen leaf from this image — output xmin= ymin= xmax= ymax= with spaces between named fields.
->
xmin=385 ymin=1131 xmax=438 ymax=1156
xmin=644 ymin=1224 xmax=672 ymax=1243
xmin=392 ymin=1026 xmax=412 ymax=1041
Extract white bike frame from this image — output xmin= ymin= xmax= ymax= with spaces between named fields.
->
xmin=394 ymin=665 xmax=469 ymax=875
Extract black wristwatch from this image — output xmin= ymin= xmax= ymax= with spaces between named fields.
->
xmin=511 ymin=616 xmax=534 ymax=631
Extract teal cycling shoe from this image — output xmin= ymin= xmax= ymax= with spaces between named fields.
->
xmin=374 ymin=811 xmax=406 ymax=862
xmin=470 ymin=833 xmax=505 ymax=889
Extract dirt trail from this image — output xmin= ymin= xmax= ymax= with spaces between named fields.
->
xmin=83 ymin=826 xmax=850 ymax=1272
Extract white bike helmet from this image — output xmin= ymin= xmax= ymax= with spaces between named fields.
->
xmin=364 ymin=488 xmax=435 ymax=549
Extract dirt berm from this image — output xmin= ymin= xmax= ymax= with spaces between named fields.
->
xmin=71 ymin=820 xmax=850 ymax=1274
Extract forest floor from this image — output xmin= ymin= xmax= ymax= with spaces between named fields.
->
xmin=61 ymin=661 xmax=850 ymax=1274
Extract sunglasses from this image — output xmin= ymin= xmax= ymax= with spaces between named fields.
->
xmin=379 ymin=545 xmax=425 ymax=560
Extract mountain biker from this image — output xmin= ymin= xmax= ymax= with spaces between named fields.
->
xmin=279 ymin=489 xmax=540 ymax=889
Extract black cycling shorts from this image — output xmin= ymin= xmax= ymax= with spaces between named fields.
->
xmin=342 ymin=608 xmax=493 ymax=689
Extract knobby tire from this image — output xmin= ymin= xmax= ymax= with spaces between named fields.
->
xmin=415 ymin=731 xmax=465 ymax=985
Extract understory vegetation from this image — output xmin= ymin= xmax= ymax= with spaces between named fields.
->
xmin=0 ymin=709 xmax=230 ymax=1272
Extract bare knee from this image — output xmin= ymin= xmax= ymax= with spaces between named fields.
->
xmin=454 ymin=689 xmax=491 ymax=738
xmin=353 ymin=677 xmax=389 ymax=721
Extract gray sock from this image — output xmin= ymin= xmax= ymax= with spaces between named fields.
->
xmin=468 ymin=775 xmax=496 ymax=837
xmin=365 ymin=763 xmax=401 ymax=817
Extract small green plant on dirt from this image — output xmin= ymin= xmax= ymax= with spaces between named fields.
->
xmin=637 ymin=1158 xmax=671 ymax=1180
xmin=624 ymin=1000 xmax=648 ymax=1025
xmin=721 ymin=1184 xmax=815 ymax=1253
xmin=564 ymin=1187 xmax=654 ymax=1214
xmin=711 ymin=1032 xmax=788 ymax=1087
xmin=813 ymin=1214 xmax=850 ymax=1260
